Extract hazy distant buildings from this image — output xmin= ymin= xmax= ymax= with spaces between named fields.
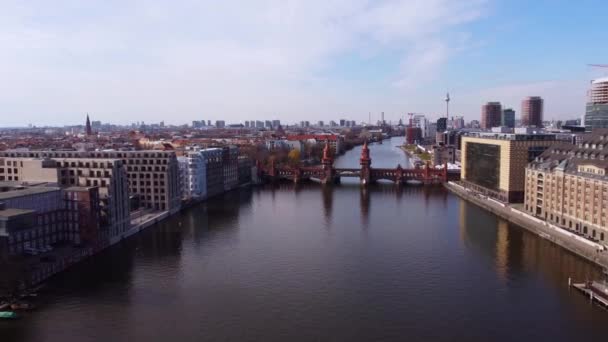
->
xmin=272 ymin=120 xmax=281 ymax=128
xmin=585 ymin=77 xmax=608 ymax=130
xmin=501 ymin=108 xmax=515 ymax=128
xmin=521 ymin=96 xmax=543 ymax=127
xmin=215 ymin=120 xmax=226 ymax=128
xmin=481 ymin=102 xmax=502 ymax=130
xmin=451 ymin=116 xmax=465 ymax=130
xmin=318 ymin=121 xmax=324 ymax=127
xmin=265 ymin=120 xmax=272 ymax=128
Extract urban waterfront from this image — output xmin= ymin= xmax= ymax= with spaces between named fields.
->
xmin=2 ymin=137 xmax=607 ymax=341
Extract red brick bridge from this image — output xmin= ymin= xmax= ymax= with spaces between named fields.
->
xmin=262 ymin=141 xmax=460 ymax=185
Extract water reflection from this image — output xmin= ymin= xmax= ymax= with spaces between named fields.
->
xmin=360 ymin=187 xmax=370 ymax=229
xmin=458 ymin=200 xmax=601 ymax=285
xmin=321 ymin=185 xmax=333 ymax=227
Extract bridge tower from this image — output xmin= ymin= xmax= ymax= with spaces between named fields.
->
xmin=360 ymin=140 xmax=372 ymax=185
xmin=321 ymin=140 xmax=336 ymax=184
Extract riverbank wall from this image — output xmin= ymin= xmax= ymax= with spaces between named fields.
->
xmin=445 ymin=182 xmax=608 ymax=269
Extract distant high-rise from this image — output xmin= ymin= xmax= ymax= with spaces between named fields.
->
xmin=521 ymin=96 xmax=543 ymax=127
xmin=584 ymin=77 xmax=608 ymax=130
xmin=481 ymin=102 xmax=502 ymax=129
xmin=318 ymin=120 xmax=324 ymax=127
xmin=502 ymin=108 xmax=515 ymax=128
xmin=272 ymin=120 xmax=281 ymax=128
xmin=436 ymin=117 xmax=447 ymax=132
xmin=339 ymin=119 xmax=346 ymax=127
xmin=85 ymin=114 xmax=92 ymax=135
xmin=215 ymin=120 xmax=225 ymax=128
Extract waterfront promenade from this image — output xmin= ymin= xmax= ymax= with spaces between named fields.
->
xmin=446 ymin=181 xmax=608 ymax=269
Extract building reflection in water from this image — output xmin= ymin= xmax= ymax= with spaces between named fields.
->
xmin=360 ymin=187 xmax=370 ymax=229
xmin=458 ymin=199 xmax=601 ymax=286
xmin=321 ymin=185 xmax=333 ymax=228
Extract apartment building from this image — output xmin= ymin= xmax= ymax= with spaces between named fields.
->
xmin=525 ymin=130 xmax=608 ymax=242
xmin=0 ymin=157 xmax=130 ymax=238
xmin=223 ymin=146 xmax=239 ymax=192
xmin=0 ymin=150 xmax=180 ymax=213
xmin=202 ymin=148 xmax=224 ymax=198
xmin=178 ymin=151 xmax=207 ymax=200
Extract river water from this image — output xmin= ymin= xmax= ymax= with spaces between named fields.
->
xmin=2 ymin=137 xmax=607 ymax=341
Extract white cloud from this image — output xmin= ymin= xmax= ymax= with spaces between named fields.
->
xmin=0 ymin=0 xmax=488 ymax=125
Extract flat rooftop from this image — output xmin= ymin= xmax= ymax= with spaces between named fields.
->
xmin=0 ymin=208 xmax=36 ymax=218
xmin=464 ymin=132 xmax=556 ymax=141
xmin=0 ymin=186 xmax=61 ymax=200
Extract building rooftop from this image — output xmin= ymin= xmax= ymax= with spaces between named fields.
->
xmin=0 ymin=186 xmax=61 ymax=201
xmin=65 ymin=186 xmax=96 ymax=192
xmin=528 ymin=129 xmax=608 ymax=180
xmin=0 ymin=208 xmax=36 ymax=219
xmin=464 ymin=132 xmax=556 ymax=141
xmin=592 ymin=77 xmax=608 ymax=85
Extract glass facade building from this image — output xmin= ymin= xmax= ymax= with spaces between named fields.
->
xmin=464 ymin=143 xmax=500 ymax=190
xmin=584 ymin=103 xmax=608 ymax=130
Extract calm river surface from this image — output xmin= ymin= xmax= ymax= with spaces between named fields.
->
xmin=2 ymin=137 xmax=607 ymax=341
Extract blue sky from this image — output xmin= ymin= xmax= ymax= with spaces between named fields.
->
xmin=1 ymin=0 xmax=607 ymax=126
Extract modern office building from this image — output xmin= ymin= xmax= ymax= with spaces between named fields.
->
xmin=0 ymin=151 xmax=180 ymax=213
xmin=585 ymin=78 xmax=608 ymax=130
xmin=521 ymin=96 xmax=544 ymax=127
xmin=502 ymin=108 xmax=515 ymax=128
xmin=460 ymin=132 xmax=556 ymax=202
xmin=272 ymin=120 xmax=281 ymax=128
xmin=481 ymin=102 xmax=502 ymax=130
xmin=525 ymin=129 xmax=608 ymax=242
xmin=436 ymin=117 xmax=448 ymax=144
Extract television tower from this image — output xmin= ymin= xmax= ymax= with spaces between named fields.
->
xmin=444 ymin=92 xmax=450 ymax=122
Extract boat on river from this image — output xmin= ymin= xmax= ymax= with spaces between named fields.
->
xmin=0 ymin=311 xmax=19 ymax=320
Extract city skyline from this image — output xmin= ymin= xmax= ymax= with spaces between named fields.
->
xmin=2 ymin=1 xmax=608 ymax=126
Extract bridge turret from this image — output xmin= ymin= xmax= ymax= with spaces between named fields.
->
xmin=321 ymin=140 xmax=336 ymax=184
xmin=360 ymin=140 xmax=372 ymax=185
xmin=322 ymin=140 xmax=332 ymax=165
xmin=360 ymin=140 xmax=371 ymax=166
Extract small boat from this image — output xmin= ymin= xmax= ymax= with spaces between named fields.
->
xmin=10 ymin=302 xmax=35 ymax=311
xmin=0 ymin=311 xmax=18 ymax=320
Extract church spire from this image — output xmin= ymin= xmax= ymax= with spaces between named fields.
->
xmin=85 ymin=113 xmax=92 ymax=136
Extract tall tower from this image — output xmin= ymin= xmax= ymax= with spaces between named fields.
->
xmin=445 ymin=92 xmax=450 ymax=123
xmin=85 ymin=113 xmax=92 ymax=136
xmin=521 ymin=96 xmax=544 ymax=128
xmin=481 ymin=102 xmax=502 ymax=130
